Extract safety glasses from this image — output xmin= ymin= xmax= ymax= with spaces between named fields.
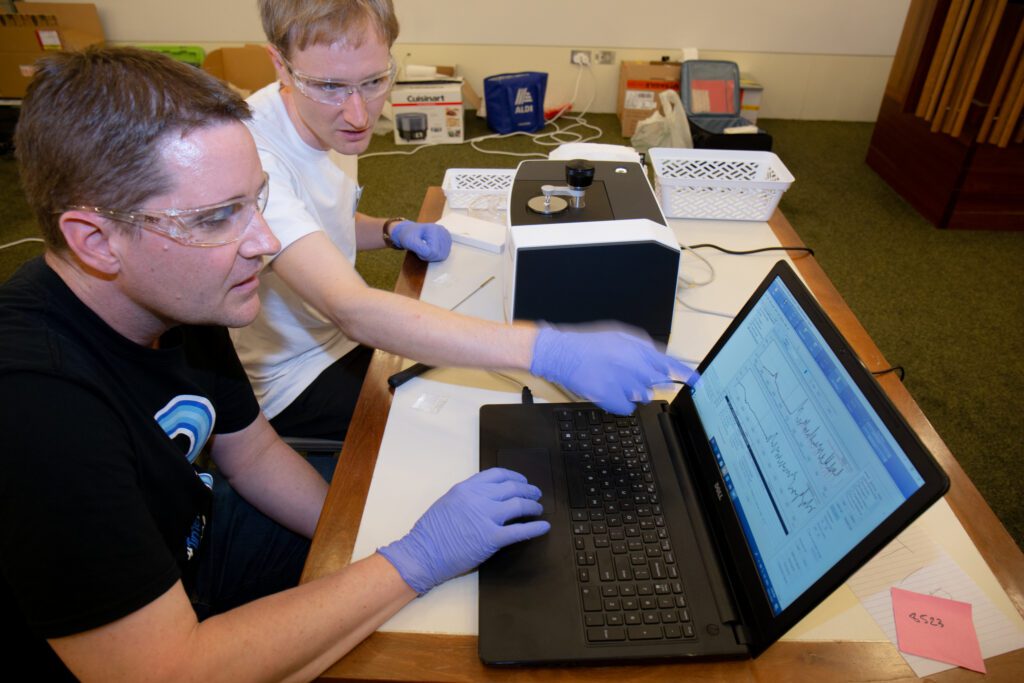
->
xmin=61 ymin=172 xmax=269 ymax=248
xmin=281 ymin=55 xmax=397 ymax=106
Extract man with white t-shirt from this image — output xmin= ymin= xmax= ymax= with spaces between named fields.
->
xmin=232 ymin=0 xmax=695 ymax=441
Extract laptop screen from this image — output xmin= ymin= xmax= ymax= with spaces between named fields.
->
xmin=690 ymin=274 xmax=926 ymax=615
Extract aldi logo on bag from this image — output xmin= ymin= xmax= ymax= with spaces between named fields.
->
xmin=514 ymin=87 xmax=534 ymax=114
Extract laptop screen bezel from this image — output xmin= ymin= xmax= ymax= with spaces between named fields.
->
xmin=673 ymin=260 xmax=949 ymax=655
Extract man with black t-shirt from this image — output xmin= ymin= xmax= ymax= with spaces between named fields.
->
xmin=0 ymin=47 xmax=549 ymax=681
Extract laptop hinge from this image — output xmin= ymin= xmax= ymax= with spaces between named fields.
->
xmin=732 ymin=622 xmax=752 ymax=645
xmin=657 ymin=412 xmax=741 ymax=626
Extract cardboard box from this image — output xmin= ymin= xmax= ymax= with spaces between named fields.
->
xmin=740 ymin=76 xmax=763 ymax=124
xmin=203 ymin=44 xmax=277 ymax=96
xmin=390 ymin=77 xmax=463 ymax=145
xmin=430 ymin=65 xmax=481 ymax=113
xmin=15 ymin=2 xmax=103 ymax=50
xmin=0 ymin=13 xmax=58 ymax=51
xmin=0 ymin=3 xmax=104 ymax=98
xmin=0 ymin=51 xmax=41 ymax=99
xmin=617 ymin=61 xmax=681 ymax=137
xmin=406 ymin=64 xmax=480 ymax=114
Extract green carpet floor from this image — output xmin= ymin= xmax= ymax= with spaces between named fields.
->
xmin=2 ymin=112 xmax=1021 ymax=550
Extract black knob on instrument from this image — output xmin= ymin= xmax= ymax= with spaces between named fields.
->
xmin=565 ymin=159 xmax=595 ymax=189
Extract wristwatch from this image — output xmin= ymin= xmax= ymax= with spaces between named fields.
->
xmin=382 ymin=217 xmax=407 ymax=250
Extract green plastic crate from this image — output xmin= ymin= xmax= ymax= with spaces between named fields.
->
xmin=137 ymin=44 xmax=206 ymax=68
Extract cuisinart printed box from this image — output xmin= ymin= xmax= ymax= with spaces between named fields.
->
xmin=390 ymin=77 xmax=464 ymax=145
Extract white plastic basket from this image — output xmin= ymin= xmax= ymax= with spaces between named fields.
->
xmin=648 ymin=148 xmax=794 ymax=221
xmin=441 ymin=168 xmax=516 ymax=209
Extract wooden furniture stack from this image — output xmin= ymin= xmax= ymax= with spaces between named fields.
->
xmin=867 ymin=0 xmax=1024 ymax=229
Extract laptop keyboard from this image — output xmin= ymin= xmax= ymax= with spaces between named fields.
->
xmin=556 ymin=408 xmax=695 ymax=644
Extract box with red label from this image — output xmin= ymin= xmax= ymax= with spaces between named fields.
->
xmin=1 ymin=3 xmax=105 ymax=98
xmin=616 ymin=61 xmax=681 ymax=137
xmin=390 ymin=77 xmax=464 ymax=145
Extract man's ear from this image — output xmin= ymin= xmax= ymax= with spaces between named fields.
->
xmin=265 ymin=45 xmax=291 ymax=86
xmin=58 ymin=211 xmax=123 ymax=276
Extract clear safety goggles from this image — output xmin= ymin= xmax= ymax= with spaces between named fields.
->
xmin=282 ymin=55 xmax=397 ymax=106
xmin=61 ymin=172 xmax=269 ymax=248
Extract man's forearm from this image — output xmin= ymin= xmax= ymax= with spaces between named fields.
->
xmin=354 ymin=212 xmax=388 ymax=250
xmin=51 ymin=556 xmax=416 ymax=683
xmin=339 ymin=285 xmax=538 ymax=370
xmin=273 ymin=230 xmax=538 ymax=372
xmin=195 ymin=554 xmax=415 ymax=682
xmin=212 ymin=418 xmax=329 ymax=539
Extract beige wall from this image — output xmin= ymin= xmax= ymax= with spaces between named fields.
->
xmin=40 ymin=0 xmax=908 ymax=121
xmin=392 ymin=45 xmax=894 ymax=122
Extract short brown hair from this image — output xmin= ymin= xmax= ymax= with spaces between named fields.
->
xmin=258 ymin=0 xmax=399 ymax=58
xmin=15 ymin=46 xmax=252 ymax=251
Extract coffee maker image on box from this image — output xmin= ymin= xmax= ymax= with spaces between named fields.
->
xmin=395 ymin=112 xmax=428 ymax=142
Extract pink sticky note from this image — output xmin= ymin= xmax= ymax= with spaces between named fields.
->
xmin=891 ymin=587 xmax=986 ymax=673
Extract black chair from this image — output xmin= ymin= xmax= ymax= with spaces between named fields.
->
xmin=280 ymin=436 xmax=343 ymax=457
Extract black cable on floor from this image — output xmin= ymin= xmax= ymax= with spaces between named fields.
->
xmin=872 ymin=365 xmax=906 ymax=382
xmin=686 ymin=243 xmax=816 ymax=257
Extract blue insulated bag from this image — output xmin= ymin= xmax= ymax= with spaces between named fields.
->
xmin=483 ymin=72 xmax=548 ymax=134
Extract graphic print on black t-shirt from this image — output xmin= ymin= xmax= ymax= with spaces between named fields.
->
xmin=154 ymin=393 xmax=217 ymax=560
xmin=154 ymin=394 xmax=217 ymax=464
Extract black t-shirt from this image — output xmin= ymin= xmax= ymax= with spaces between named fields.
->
xmin=0 ymin=258 xmax=260 ymax=678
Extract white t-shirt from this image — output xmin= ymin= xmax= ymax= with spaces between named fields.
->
xmin=229 ymin=83 xmax=362 ymax=419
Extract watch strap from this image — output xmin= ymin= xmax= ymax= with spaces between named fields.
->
xmin=382 ymin=217 xmax=407 ymax=250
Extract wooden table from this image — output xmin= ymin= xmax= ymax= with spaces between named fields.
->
xmin=301 ymin=187 xmax=1024 ymax=681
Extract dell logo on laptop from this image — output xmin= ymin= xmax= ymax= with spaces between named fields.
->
xmin=714 ymin=482 xmax=724 ymax=501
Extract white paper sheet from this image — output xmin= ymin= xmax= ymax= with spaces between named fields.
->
xmin=438 ymin=212 xmax=507 ymax=254
xmin=845 ymin=517 xmax=1024 ymax=675
xmin=350 ymin=374 xmax=527 ymax=633
xmin=854 ymin=548 xmax=1024 ymax=675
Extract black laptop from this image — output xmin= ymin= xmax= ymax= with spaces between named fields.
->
xmin=478 ymin=260 xmax=948 ymax=665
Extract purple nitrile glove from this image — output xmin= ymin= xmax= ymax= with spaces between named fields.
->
xmin=530 ymin=323 xmax=699 ymax=415
xmin=389 ymin=221 xmax=452 ymax=262
xmin=378 ymin=468 xmax=550 ymax=595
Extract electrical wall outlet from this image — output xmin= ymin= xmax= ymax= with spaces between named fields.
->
xmin=595 ymin=50 xmax=616 ymax=65
xmin=570 ymin=50 xmax=591 ymax=65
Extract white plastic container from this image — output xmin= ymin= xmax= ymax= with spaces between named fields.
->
xmin=441 ymin=168 xmax=516 ymax=210
xmin=648 ymin=148 xmax=794 ymax=221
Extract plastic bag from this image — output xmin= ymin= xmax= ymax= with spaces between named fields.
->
xmin=659 ymin=89 xmax=694 ymax=149
xmin=630 ymin=110 xmax=667 ymax=153
xmin=629 ymin=90 xmax=693 ymax=152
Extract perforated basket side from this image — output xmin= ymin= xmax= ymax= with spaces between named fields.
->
xmin=648 ymin=148 xmax=792 ymax=220
xmin=655 ymin=178 xmax=784 ymax=221
xmin=655 ymin=156 xmax=766 ymax=183
xmin=442 ymin=168 xmax=515 ymax=208
xmin=648 ymin=148 xmax=793 ymax=188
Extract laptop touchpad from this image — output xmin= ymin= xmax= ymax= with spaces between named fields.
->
xmin=497 ymin=448 xmax=555 ymax=520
